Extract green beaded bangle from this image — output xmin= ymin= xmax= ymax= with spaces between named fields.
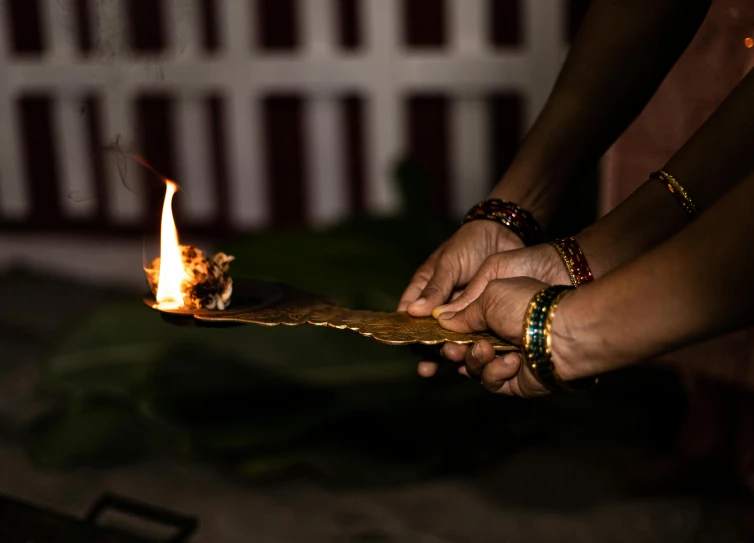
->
xmin=521 ymin=286 xmax=598 ymax=392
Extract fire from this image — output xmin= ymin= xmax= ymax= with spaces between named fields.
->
xmin=136 ymin=151 xmax=234 ymax=312
xmin=746 ymin=37 xmax=754 ymax=49
xmin=154 ymin=180 xmax=190 ymax=309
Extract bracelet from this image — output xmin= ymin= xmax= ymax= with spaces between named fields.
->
xmin=522 ymin=286 xmax=599 ymax=393
xmin=462 ymin=199 xmax=543 ymax=247
xmin=650 ymin=169 xmax=699 ymax=218
xmin=550 ymin=237 xmax=594 ymax=287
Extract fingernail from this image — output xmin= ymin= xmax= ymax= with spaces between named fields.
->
xmin=471 ymin=342 xmax=480 ymax=359
xmin=438 ymin=311 xmax=456 ymax=321
xmin=431 ymin=305 xmax=449 ymax=319
xmin=411 ymin=298 xmax=427 ymax=307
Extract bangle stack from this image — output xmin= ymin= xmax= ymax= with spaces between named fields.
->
xmin=462 ymin=199 xmax=543 ymax=247
xmin=650 ymin=169 xmax=699 ymax=218
xmin=522 ymin=286 xmax=598 ymax=393
xmin=550 ymin=237 xmax=594 ymax=287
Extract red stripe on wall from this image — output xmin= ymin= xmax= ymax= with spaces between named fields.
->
xmin=257 ymin=0 xmax=299 ymax=51
xmin=207 ymin=95 xmax=230 ymax=230
xmin=262 ymin=95 xmax=308 ymax=229
xmin=7 ymin=0 xmax=44 ymax=55
xmin=127 ymin=0 xmax=167 ymax=53
xmin=407 ymin=95 xmax=451 ymax=216
xmin=135 ymin=94 xmax=179 ymax=232
xmin=73 ymin=0 xmax=94 ymax=54
xmin=18 ymin=95 xmax=62 ymax=225
xmin=490 ymin=0 xmax=521 ymax=47
xmin=341 ymin=94 xmax=367 ymax=214
xmin=199 ymin=0 xmax=220 ymax=53
xmin=336 ymin=0 xmax=362 ymax=50
xmin=488 ymin=93 xmax=524 ymax=187
xmin=403 ymin=0 xmax=447 ymax=48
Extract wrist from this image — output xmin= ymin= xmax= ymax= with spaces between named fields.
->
xmin=571 ymin=229 xmax=615 ymax=280
xmin=462 ymin=200 xmax=539 ymax=248
xmin=521 ymin=286 xmax=598 ymax=392
xmin=459 ymin=218 xmax=526 ymax=252
xmin=549 ymin=290 xmax=593 ymax=382
xmin=540 ymin=244 xmax=572 ymax=286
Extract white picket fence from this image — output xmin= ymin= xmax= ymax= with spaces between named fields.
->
xmin=0 ymin=0 xmax=568 ymax=232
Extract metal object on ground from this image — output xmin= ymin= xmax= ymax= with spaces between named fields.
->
xmin=0 ymin=492 xmax=198 ymax=542
xmin=144 ymin=278 xmax=517 ymax=353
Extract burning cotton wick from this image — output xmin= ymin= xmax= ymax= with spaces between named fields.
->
xmin=155 ymin=180 xmax=188 ymax=309
xmin=145 ymin=176 xmax=235 ymax=311
xmin=132 ymin=149 xmax=234 ymax=311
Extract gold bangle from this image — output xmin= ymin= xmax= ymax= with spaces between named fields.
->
xmin=651 ymin=169 xmax=699 ymax=218
xmin=550 ymin=237 xmax=594 ymax=288
xmin=522 ymin=286 xmax=597 ymax=393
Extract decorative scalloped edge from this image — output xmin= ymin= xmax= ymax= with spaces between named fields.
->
xmin=192 ymin=310 xmax=516 ymax=352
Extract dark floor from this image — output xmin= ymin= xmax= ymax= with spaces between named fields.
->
xmin=0 ymin=267 xmax=750 ymax=542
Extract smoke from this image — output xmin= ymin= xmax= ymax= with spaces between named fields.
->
xmin=67 ymin=138 xmax=178 ymax=203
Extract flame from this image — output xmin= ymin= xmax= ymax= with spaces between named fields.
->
xmin=746 ymin=37 xmax=754 ymax=49
xmin=154 ymin=180 xmax=189 ymax=309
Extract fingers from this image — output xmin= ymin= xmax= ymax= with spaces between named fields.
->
xmin=418 ymin=342 xmax=467 ymax=377
xmin=431 ymin=274 xmax=486 ymax=319
xmin=408 ymin=263 xmax=458 ymax=316
xmin=398 ymin=257 xmax=436 ymax=312
xmin=440 ymin=342 xmax=467 ymax=362
xmin=430 ymin=253 xmax=505 ymax=319
xmin=436 ymin=293 xmax=488 ymax=334
xmin=480 ymin=353 xmax=521 ymax=393
xmin=464 ymin=340 xmax=496 ymax=377
xmin=455 ymin=341 xmax=521 ymax=395
xmin=452 ymin=341 xmax=549 ymax=398
xmin=417 ymin=360 xmax=439 ymax=377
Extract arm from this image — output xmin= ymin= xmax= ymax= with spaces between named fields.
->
xmin=555 ymin=169 xmax=754 ymax=380
xmin=438 ymin=169 xmax=754 ymax=396
xmin=576 ymin=66 xmax=754 ymax=276
xmin=490 ymin=0 xmax=711 ymax=227
xmin=432 ymin=66 xmax=754 ymax=320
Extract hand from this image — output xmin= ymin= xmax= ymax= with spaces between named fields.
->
xmin=431 ymin=243 xmax=569 ymax=318
xmin=417 ymin=243 xmax=568 ymax=377
xmin=437 ymin=277 xmax=554 ymax=397
xmin=398 ymin=221 xmax=525 ymax=316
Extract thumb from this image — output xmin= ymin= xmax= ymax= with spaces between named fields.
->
xmin=437 ymin=293 xmax=488 ymax=333
xmin=431 ymin=272 xmax=489 ymax=319
xmin=411 ymin=263 xmax=458 ymax=315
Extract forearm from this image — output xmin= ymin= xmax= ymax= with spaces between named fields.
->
xmin=555 ymin=172 xmax=754 ymax=380
xmin=575 ymin=66 xmax=754 ymax=276
xmin=489 ymin=0 xmax=710 ymax=226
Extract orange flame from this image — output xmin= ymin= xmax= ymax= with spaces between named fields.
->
xmin=746 ymin=37 xmax=753 ymax=49
xmin=154 ymin=180 xmax=189 ymax=309
xmin=115 ymin=149 xmax=191 ymax=310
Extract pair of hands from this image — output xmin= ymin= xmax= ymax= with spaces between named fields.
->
xmin=398 ymin=221 xmax=570 ymax=397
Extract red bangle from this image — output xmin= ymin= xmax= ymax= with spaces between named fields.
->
xmin=550 ymin=237 xmax=594 ymax=287
xmin=462 ymin=199 xmax=543 ymax=247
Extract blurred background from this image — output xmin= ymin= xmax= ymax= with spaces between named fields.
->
xmin=0 ymin=0 xmax=746 ymax=541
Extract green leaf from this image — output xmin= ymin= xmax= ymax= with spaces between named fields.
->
xmin=26 ymin=400 xmax=167 ymax=469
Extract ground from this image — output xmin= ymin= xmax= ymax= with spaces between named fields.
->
xmin=0 ymin=268 xmax=750 ymax=542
